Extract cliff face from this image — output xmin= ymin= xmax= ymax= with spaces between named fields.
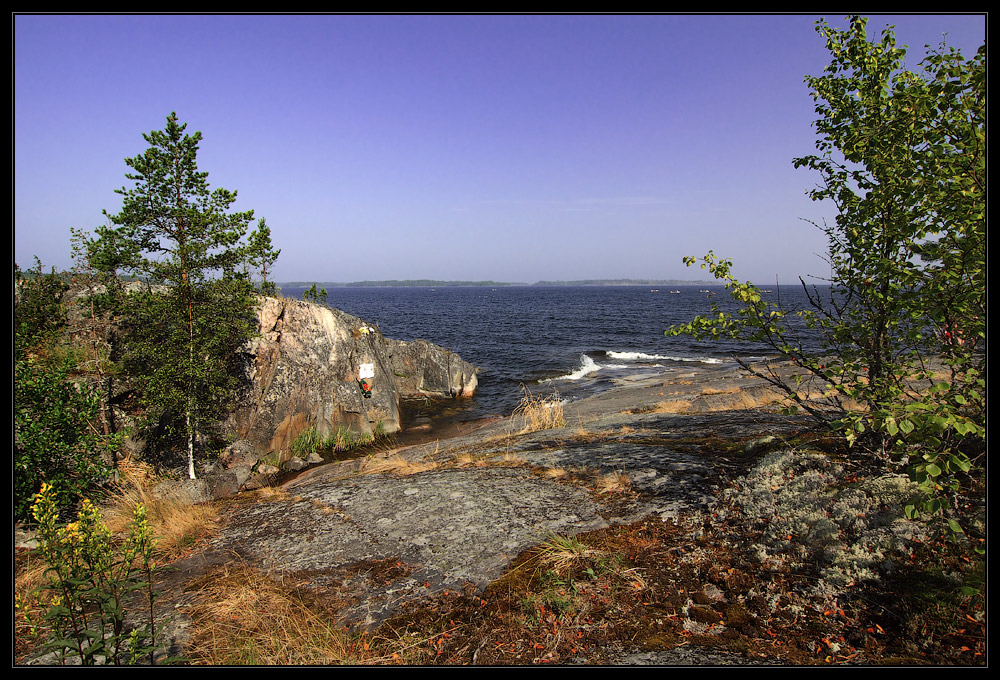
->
xmin=385 ymin=338 xmax=479 ymax=399
xmin=228 ymin=297 xmax=478 ymax=463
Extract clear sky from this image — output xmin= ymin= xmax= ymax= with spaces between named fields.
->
xmin=14 ymin=13 xmax=986 ymax=284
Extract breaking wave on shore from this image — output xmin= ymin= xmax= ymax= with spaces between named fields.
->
xmin=541 ymin=350 xmax=729 ymax=383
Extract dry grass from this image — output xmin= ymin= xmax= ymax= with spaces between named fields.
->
xmin=100 ymin=458 xmax=219 ymax=559
xmin=649 ymin=399 xmax=692 ymax=413
xmin=593 ymin=472 xmax=632 ymax=496
xmin=14 ymin=553 xmax=48 ymax=599
xmin=454 ymin=452 xmax=487 ymax=467
xmin=531 ymin=465 xmax=632 ymax=498
xmin=777 ymin=390 xmax=867 ymax=414
xmin=539 ymin=466 xmax=573 ymax=481
xmin=361 ymin=454 xmax=440 ymax=476
xmin=309 ymin=499 xmax=340 ymax=515
xmin=714 ymin=390 xmax=780 ymax=410
xmin=497 ymin=452 xmax=527 ymax=466
xmin=255 ymin=485 xmax=290 ymax=500
xmin=13 ymin=549 xmax=49 ymax=660
xmin=512 ymin=388 xmax=565 ymax=433
xmin=701 ymin=386 xmax=741 ymax=396
xmin=185 ymin=562 xmax=371 ymax=665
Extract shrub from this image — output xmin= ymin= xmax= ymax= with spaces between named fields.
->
xmin=27 ymin=483 xmax=169 ymax=665
xmin=14 ymin=354 xmax=117 ymax=521
xmin=668 ymin=17 xmax=984 ymax=526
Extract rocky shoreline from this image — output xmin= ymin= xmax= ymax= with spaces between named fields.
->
xmin=145 ymin=362 xmax=823 ymax=659
xmin=24 ymin=359 xmax=980 ymax=665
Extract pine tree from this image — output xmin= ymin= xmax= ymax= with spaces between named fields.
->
xmin=246 ymin=218 xmax=281 ymax=296
xmin=96 ymin=112 xmax=277 ymax=479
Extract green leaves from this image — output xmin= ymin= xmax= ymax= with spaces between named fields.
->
xmin=30 ymin=485 xmax=168 ymax=665
xmin=14 ymin=352 xmax=116 ymax=521
xmin=668 ymin=17 xmax=984 ymax=535
xmin=14 ymin=259 xmax=69 ymax=355
xmin=94 ymin=113 xmax=279 ymax=479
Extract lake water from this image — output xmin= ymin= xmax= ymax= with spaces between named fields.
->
xmin=280 ymin=285 xmax=825 ymax=419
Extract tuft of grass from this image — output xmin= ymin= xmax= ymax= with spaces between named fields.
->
xmin=100 ymin=458 xmax=218 ymax=559
xmin=498 ymin=452 xmax=527 ymax=466
xmin=536 ymin=533 xmax=603 ymax=574
xmin=255 ymin=486 xmax=290 ymax=501
xmin=594 ymin=471 xmax=632 ymax=496
xmin=290 ymin=427 xmax=326 ymax=455
xmin=512 ymin=388 xmax=565 ymax=433
xmin=539 ymin=466 xmax=572 ymax=481
xmin=649 ymin=399 xmax=692 ymax=413
xmin=185 ymin=562 xmax=372 ymax=665
xmin=454 ymin=452 xmax=488 ymax=467
xmin=361 ymin=454 xmax=440 ymax=476
xmin=291 ymin=424 xmax=390 ymax=458
xmin=701 ymin=386 xmax=741 ymax=395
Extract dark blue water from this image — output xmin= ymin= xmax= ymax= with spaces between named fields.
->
xmin=281 ymin=285 xmax=824 ymax=419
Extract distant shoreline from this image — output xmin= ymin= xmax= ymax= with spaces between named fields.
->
xmin=278 ymin=279 xmax=717 ymax=288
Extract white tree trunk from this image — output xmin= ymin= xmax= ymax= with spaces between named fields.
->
xmin=187 ymin=409 xmax=196 ymax=480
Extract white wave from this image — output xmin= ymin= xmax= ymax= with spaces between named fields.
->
xmin=607 ymin=350 xmax=724 ymax=364
xmin=607 ymin=351 xmax=672 ymax=361
xmin=542 ymin=354 xmax=601 ymax=382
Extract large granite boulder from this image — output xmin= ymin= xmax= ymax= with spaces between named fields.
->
xmin=386 ymin=338 xmax=479 ymax=399
xmin=226 ymin=297 xmax=478 ymax=465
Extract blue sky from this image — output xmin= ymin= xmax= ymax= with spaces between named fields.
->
xmin=14 ymin=14 xmax=985 ymax=284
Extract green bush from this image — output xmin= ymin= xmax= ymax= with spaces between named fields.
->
xmin=14 ymin=259 xmax=68 ymax=353
xmin=14 ymin=354 xmax=117 ymax=521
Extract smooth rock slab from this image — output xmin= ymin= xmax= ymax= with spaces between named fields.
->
xmin=210 ymin=467 xmax=610 ymax=623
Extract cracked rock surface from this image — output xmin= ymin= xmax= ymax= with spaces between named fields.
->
xmin=156 ymin=365 xmax=814 ymax=653
xmin=211 ymin=467 xmax=612 ymax=625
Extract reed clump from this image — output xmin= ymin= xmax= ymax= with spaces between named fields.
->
xmin=291 ymin=422 xmax=390 ymax=458
xmin=512 ymin=388 xmax=565 ymax=433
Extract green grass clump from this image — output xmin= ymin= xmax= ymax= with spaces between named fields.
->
xmin=291 ymin=424 xmax=387 ymax=457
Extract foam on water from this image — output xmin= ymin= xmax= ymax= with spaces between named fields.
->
xmin=542 ymin=354 xmax=601 ymax=382
xmin=606 ymin=350 xmax=723 ymax=364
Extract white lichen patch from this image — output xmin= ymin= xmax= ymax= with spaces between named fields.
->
xmin=720 ymin=448 xmax=927 ymax=602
